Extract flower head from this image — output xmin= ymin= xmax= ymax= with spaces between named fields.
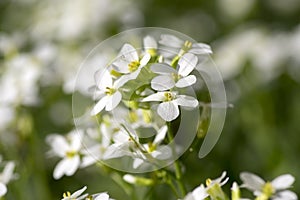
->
xmin=142 ymin=91 xmax=198 ymax=121
xmin=240 ymin=172 xmax=297 ymax=200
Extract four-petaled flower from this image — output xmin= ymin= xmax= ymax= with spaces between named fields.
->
xmin=240 ymin=172 xmax=297 ymax=200
xmin=47 ymin=130 xmax=83 ymax=179
xmin=142 ymin=91 xmax=198 ymax=121
xmin=150 ymin=53 xmax=198 ymax=91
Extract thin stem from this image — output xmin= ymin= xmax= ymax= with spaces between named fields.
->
xmin=166 ymin=122 xmax=187 ymax=197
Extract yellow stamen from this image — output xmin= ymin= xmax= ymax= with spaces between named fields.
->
xmin=63 ymin=191 xmax=71 ymax=198
xmin=105 ymin=87 xmax=116 ymax=96
xmin=128 ymin=60 xmax=140 ymax=72
xmin=164 ymin=92 xmax=175 ymax=102
xmin=66 ymin=151 xmax=77 ymax=158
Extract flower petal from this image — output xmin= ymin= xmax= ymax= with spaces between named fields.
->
xmin=175 ymin=95 xmax=198 ymax=108
xmin=153 ymin=125 xmax=167 ymax=144
xmin=157 ymin=101 xmax=179 ymax=121
xmin=142 ymin=92 xmax=165 ymax=102
xmin=175 ymin=75 xmax=197 ymax=88
xmin=71 ymin=186 xmax=87 ymax=198
xmin=95 ymin=192 xmax=110 ymax=200
xmin=159 ymin=34 xmax=183 ymax=48
xmin=0 ymin=183 xmax=7 ymax=197
xmin=105 ymin=91 xmax=122 ymax=111
xmin=112 ymin=59 xmax=131 ymax=73
xmin=240 ymin=172 xmax=265 ymax=192
xmin=152 ymin=145 xmax=172 ymax=159
xmin=151 ymin=75 xmax=175 ymax=91
xmin=94 ymin=69 xmax=113 ymax=91
xmin=190 ymin=43 xmax=212 ymax=54
xmin=91 ymin=96 xmax=110 ymax=116
xmin=178 ymin=53 xmax=198 ymax=76
xmin=140 ymin=53 xmax=151 ymax=66
xmin=69 ymin=130 xmax=83 ymax=151
xmin=272 ymin=174 xmax=295 ymax=190
xmin=144 ymin=36 xmax=157 ymax=49
xmin=1 ymin=161 xmax=15 ymax=184
xmin=273 ymin=190 xmax=298 ymax=200
xmin=150 ymin=63 xmax=176 ymax=75
xmin=192 ymin=184 xmax=209 ymax=199
xmin=46 ymin=134 xmax=69 ymax=157
xmin=133 ymin=158 xmax=144 ymax=169
xmin=65 ymin=156 xmax=80 ymax=176
xmin=119 ymin=43 xmax=138 ymax=62
xmin=53 ymin=158 xmax=69 ymax=179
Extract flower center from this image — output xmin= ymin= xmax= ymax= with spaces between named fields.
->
xmin=147 ymin=142 xmax=157 ymax=152
xmin=171 ymin=73 xmax=181 ymax=82
xmin=262 ymin=182 xmax=275 ymax=197
xmin=128 ymin=60 xmax=140 ymax=72
xmin=105 ymin=87 xmax=116 ymax=96
xmin=147 ymin=48 xmax=156 ymax=57
xmin=66 ymin=150 xmax=77 ymax=158
xmin=183 ymin=40 xmax=192 ymax=51
xmin=164 ymin=92 xmax=175 ymax=102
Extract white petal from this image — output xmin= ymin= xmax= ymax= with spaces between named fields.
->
xmin=119 ymin=43 xmax=138 ymax=61
xmin=140 ymin=53 xmax=151 ymax=66
xmin=272 ymin=174 xmax=295 ymax=190
xmin=178 ymin=53 xmax=198 ymax=76
xmin=159 ymin=34 xmax=183 ymax=48
xmin=114 ymin=68 xmax=142 ymax=88
xmin=94 ymin=69 xmax=113 ymax=91
xmin=142 ymin=92 xmax=165 ymax=102
xmin=71 ymin=186 xmax=87 ymax=198
xmin=1 ymin=162 xmax=15 ymax=184
xmin=69 ymin=130 xmax=83 ymax=151
xmin=53 ymin=159 xmax=68 ymax=179
xmin=273 ymin=190 xmax=298 ymax=200
xmin=152 ymin=145 xmax=172 ymax=159
xmin=175 ymin=95 xmax=198 ymax=108
xmin=240 ymin=172 xmax=265 ymax=192
xmin=91 ymin=96 xmax=110 ymax=116
xmin=112 ymin=59 xmax=130 ymax=73
xmin=190 ymin=43 xmax=212 ymax=54
xmin=133 ymin=158 xmax=144 ymax=169
xmin=143 ymin=36 xmax=157 ymax=49
xmin=192 ymin=184 xmax=208 ymax=199
xmin=0 ymin=183 xmax=7 ymax=197
xmin=105 ymin=91 xmax=122 ymax=111
xmin=102 ymin=144 xmax=130 ymax=159
xmin=151 ymin=75 xmax=175 ymax=91
xmin=153 ymin=125 xmax=167 ymax=144
xmin=150 ymin=63 xmax=176 ymax=74
xmin=65 ymin=156 xmax=80 ymax=176
xmin=46 ymin=134 xmax=69 ymax=157
xmin=175 ymin=75 xmax=197 ymax=88
xmin=95 ymin=193 xmax=110 ymax=200
xmin=157 ymin=102 xmax=179 ymax=121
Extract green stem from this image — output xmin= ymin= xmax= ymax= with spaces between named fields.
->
xmin=166 ymin=122 xmax=187 ymax=197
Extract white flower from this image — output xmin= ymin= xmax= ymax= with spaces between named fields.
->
xmin=159 ymin=34 xmax=212 ymax=57
xmin=112 ymin=43 xmax=150 ymax=80
xmin=61 ymin=186 xmax=88 ymax=200
xmin=90 ymin=68 xmax=126 ymax=116
xmin=46 ymin=130 xmax=83 ymax=179
xmin=150 ymin=53 xmax=198 ymax=91
xmin=93 ymin=192 xmax=114 ymax=200
xmin=240 ymin=172 xmax=297 ymax=200
xmin=0 ymin=161 xmax=15 ymax=197
xmin=132 ymin=125 xmax=172 ymax=169
xmin=142 ymin=91 xmax=198 ymax=121
xmin=183 ymin=184 xmax=208 ymax=200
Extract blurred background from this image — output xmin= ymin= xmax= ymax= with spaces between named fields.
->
xmin=0 ymin=0 xmax=300 ymax=199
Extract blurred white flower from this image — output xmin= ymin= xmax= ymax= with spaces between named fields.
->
xmin=150 ymin=53 xmax=198 ymax=91
xmin=62 ymin=186 xmax=88 ymax=200
xmin=183 ymin=184 xmax=208 ymax=200
xmin=0 ymin=160 xmax=15 ymax=197
xmin=159 ymin=34 xmax=212 ymax=57
xmin=240 ymin=172 xmax=297 ymax=200
xmin=142 ymin=91 xmax=198 ymax=121
xmin=46 ymin=130 xmax=84 ymax=179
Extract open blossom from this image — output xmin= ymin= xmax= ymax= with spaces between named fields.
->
xmin=240 ymin=172 xmax=297 ymax=200
xmin=0 ymin=158 xmax=15 ymax=197
xmin=112 ymin=43 xmax=150 ymax=80
xmin=142 ymin=91 xmax=198 ymax=121
xmin=90 ymin=68 xmax=126 ymax=116
xmin=159 ymin=34 xmax=212 ymax=57
xmin=62 ymin=186 xmax=88 ymax=200
xmin=150 ymin=53 xmax=198 ymax=91
xmin=46 ymin=130 xmax=84 ymax=179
